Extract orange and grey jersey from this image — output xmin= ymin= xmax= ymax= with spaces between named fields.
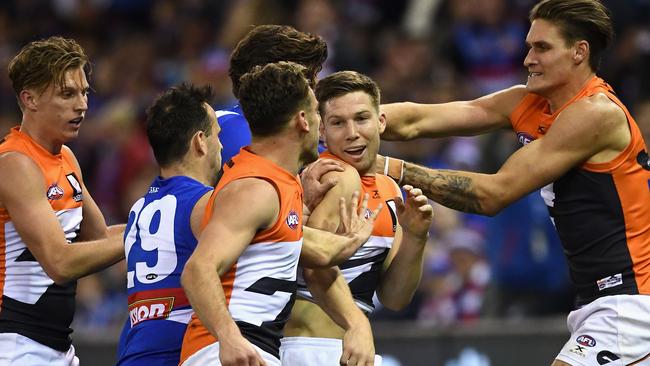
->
xmin=297 ymin=152 xmax=400 ymax=313
xmin=510 ymin=76 xmax=650 ymax=306
xmin=180 ymin=148 xmax=303 ymax=362
xmin=0 ymin=127 xmax=84 ymax=351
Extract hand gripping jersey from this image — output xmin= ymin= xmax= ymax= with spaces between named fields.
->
xmin=116 ymin=176 xmax=212 ymax=366
xmin=296 ymin=152 xmax=400 ymax=313
xmin=510 ymin=76 xmax=650 ymax=306
xmin=180 ymin=148 xmax=303 ymax=363
xmin=0 ymin=127 xmax=84 ymax=352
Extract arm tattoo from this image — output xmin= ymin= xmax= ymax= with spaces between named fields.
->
xmin=403 ymin=162 xmax=482 ymax=214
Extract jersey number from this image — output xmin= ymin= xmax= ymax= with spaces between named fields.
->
xmin=125 ymin=196 xmax=178 ymax=288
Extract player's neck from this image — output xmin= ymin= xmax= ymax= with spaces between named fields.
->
xmin=547 ymin=71 xmax=596 ymax=113
xmin=159 ymin=161 xmax=208 ymax=186
xmin=249 ymin=137 xmax=303 ymax=176
xmin=19 ymin=120 xmax=63 ymax=155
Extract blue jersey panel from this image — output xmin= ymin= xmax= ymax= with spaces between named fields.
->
xmin=118 ymin=176 xmax=212 ymax=366
xmin=217 ymin=105 xmax=250 ymax=167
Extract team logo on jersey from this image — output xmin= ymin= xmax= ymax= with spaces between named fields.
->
xmin=66 ymin=173 xmax=83 ymax=202
xmin=46 ymin=183 xmax=64 ymax=200
xmin=637 ymin=150 xmax=650 ymax=171
xmin=517 ymin=132 xmax=535 ymax=146
xmin=596 ymin=350 xmax=620 ymax=365
xmin=128 ymin=297 xmax=175 ymax=326
xmin=286 ymin=210 xmax=300 ymax=230
xmin=576 ymin=335 xmax=596 ymax=347
xmin=569 ymin=345 xmax=587 ymax=358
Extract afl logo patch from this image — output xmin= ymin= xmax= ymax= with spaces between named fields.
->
xmin=517 ymin=132 xmax=535 ymax=146
xmin=576 ymin=335 xmax=596 ymax=347
xmin=46 ymin=183 xmax=64 ymax=200
xmin=286 ymin=210 xmax=300 ymax=230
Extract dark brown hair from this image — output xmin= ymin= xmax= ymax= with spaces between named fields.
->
xmin=530 ymin=0 xmax=613 ymax=71
xmin=238 ymin=61 xmax=311 ymax=137
xmin=315 ymin=70 xmax=381 ymax=116
xmin=229 ymin=25 xmax=327 ymax=99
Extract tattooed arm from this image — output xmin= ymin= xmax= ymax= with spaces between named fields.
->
xmin=397 ymin=97 xmax=626 ymax=216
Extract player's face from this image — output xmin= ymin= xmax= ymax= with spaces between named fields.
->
xmin=204 ymin=103 xmax=223 ymax=186
xmin=320 ymin=91 xmax=385 ymax=175
xmin=524 ymin=19 xmax=579 ymax=97
xmin=32 ymin=67 xmax=89 ymax=144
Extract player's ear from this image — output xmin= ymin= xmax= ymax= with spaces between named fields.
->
xmin=296 ymin=110 xmax=310 ymax=133
xmin=378 ymin=112 xmax=387 ymax=134
xmin=19 ymin=89 xmax=38 ymax=111
xmin=573 ymin=40 xmax=589 ymax=65
xmin=192 ymin=130 xmax=208 ymax=156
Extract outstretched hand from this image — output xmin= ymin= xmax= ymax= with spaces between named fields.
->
xmin=301 ymin=158 xmax=345 ymax=212
xmin=339 ymin=191 xmax=382 ymax=245
xmin=395 ymin=185 xmax=433 ymax=238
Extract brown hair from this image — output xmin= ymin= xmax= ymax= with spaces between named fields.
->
xmin=8 ymin=36 xmax=90 ymax=98
xmin=315 ymin=70 xmax=381 ymax=116
xmin=530 ymin=0 xmax=613 ymax=71
xmin=229 ymin=25 xmax=327 ymax=99
xmin=238 ymin=61 xmax=311 ymax=137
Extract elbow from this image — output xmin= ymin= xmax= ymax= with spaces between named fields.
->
xmin=47 ymin=265 xmax=76 ymax=285
xmin=377 ymin=291 xmax=412 ymax=312
xmin=180 ymin=260 xmax=196 ymax=291
xmin=300 ymin=247 xmax=337 ymax=269
xmin=380 ymin=296 xmax=410 ymax=312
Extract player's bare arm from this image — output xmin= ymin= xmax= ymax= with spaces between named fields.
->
xmin=63 ymin=145 xmax=110 ymax=241
xmin=182 ymin=178 xmax=277 ymax=366
xmin=301 ymin=158 xmax=345 ymax=213
xmin=0 ymin=152 xmax=124 ymax=284
xmin=380 ymin=85 xmax=527 ymax=140
xmin=302 ymin=166 xmax=375 ymax=366
xmin=394 ymin=94 xmax=630 ymax=216
xmin=376 ymin=185 xmax=433 ymax=311
xmin=189 ymin=190 xmax=213 ymax=237
xmin=300 ymin=165 xmax=362 ymax=267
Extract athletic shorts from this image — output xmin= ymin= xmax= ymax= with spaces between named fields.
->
xmin=280 ymin=337 xmax=382 ymax=365
xmin=180 ymin=341 xmax=280 ymax=366
xmin=556 ymin=295 xmax=650 ymax=365
xmin=0 ymin=333 xmax=78 ymax=366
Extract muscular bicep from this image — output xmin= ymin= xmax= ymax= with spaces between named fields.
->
xmin=484 ymin=98 xmax=626 ymax=207
xmin=191 ymin=178 xmax=279 ymax=275
xmin=306 ymin=166 xmax=361 ymax=232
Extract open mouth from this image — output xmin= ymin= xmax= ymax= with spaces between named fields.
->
xmin=344 ymin=145 xmax=366 ymax=156
xmin=69 ymin=116 xmax=84 ymax=126
xmin=528 ymin=72 xmax=542 ymax=78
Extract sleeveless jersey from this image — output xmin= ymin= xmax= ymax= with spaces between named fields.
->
xmin=116 ymin=176 xmax=212 ymax=366
xmin=296 ymin=151 xmax=400 ymax=313
xmin=180 ymin=148 xmax=303 ymax=362
xmin=510 ymin=76 xmax=650 ymax=306
xmin=0 ymin=127 xmax=84 ymax=351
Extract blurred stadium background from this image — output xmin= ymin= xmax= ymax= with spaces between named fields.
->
xmin=1 ymin=1 xmax=649 ymax=365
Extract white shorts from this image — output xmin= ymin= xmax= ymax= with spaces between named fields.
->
xmin=0 ymin=333 xmax=78 ymax=366
xmin=280 ymin=337 xmax=382 ymax=366
xmin=556 ymin=295 xmax=650 ymax=366
xmin=181 ymin=341 xmax=280 ymax=366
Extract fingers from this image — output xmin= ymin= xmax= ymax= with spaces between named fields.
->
xmin=356 ymin=192 xmax=369 ymax=217
xmin=318 ymin=177 xmax=339 ymax=194
xmin=340 ymin=349 xmax=351 ymax=366
xmin=339 ymin=196 xmax=350 ymax=232
xmin=305 ymin=158 xmax=344 ymax=180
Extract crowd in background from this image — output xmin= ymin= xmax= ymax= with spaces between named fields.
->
xmin=1 ymin=0 xmax=649 ymax=334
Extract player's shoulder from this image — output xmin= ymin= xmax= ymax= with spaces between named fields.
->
xmin=567 ymin=93 xmax=626 ymax=128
